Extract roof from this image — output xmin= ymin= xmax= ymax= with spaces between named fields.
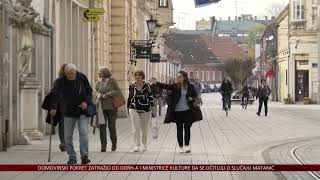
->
xmin=170 ymin=29 xmax=212 ymax=35
xmin=199 ymin=35 xmax=249 ymax=61
xmin=164 ymin=33 xmax=220 ymax=65
xmin=214 ymin=20 xmax=266 ymax=35
xmin=276 ymin=5 xmax=289 ymax=24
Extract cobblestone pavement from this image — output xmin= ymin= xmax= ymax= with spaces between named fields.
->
xmin=1 ymin=93 xmax=320 ymax=180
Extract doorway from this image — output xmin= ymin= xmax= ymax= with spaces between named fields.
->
xmin=295 ymin=70 xmax=309 ymax=102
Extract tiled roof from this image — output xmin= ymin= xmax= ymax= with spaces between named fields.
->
xmin=214 ymin=20 xmax=268 ymax=35
xmin=164 ymin=33 xmax=220 ymax=65
xmin=199 ymin=35 xmax=248 ymax=61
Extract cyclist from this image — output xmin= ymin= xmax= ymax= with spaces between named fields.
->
xmin=240 ymin=84 xmax=250 ymax=107
xmin=219 ymin=78 xmax=234 ymax=111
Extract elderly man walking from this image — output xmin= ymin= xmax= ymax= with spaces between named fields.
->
xmin=50 ymin=63 xmax=93 ymax=164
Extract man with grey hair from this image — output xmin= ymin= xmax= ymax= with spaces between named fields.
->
xmin=50 ymin=63 xmax=93 ymax=164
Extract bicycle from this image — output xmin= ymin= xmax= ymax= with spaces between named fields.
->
xmin=222 ymin=93 xmax=231 ymax=117
xmin=224 ymin=106 xmax=229 ymax=116
xmin=242 ymin=95 xmax=249 ymax=109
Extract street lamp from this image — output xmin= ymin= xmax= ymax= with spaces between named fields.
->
xmin=150 ymin=23 xmax=162 ymax=38
xmin=146 ymin=16 xmax=158 ymax=36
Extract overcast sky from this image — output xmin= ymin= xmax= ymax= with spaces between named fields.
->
xmin=173 ymin=0 xmax=289 ymax=30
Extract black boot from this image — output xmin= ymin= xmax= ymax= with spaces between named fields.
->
xmin=111 ymin=143 xmax=117 ymax=151
xmin=59 ymin=144 xmax=66 ymax=152
xmin=81 ymin=156 xmax=91 ymax=164
xmin=67 ymin=159 xmax=77 ymax=164
xmin=101 ymin=144 xmax=106 ymax=152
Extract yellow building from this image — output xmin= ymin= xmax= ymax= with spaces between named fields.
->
xmin=276 ymin=0 xmax=320 ymax=103
xmin=276 ymin=6 xmax=289 ymax=102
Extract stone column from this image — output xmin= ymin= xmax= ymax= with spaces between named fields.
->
xmin=17 ymin=78 xmax=42 ymax=144
xmin=111 ymin=0 xmax=130 ymax=118
xmin=318 ymin=14 xmax=320 ymax=104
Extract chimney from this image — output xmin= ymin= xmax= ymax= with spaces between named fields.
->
xmin=254 ymin=16 xmax=257 ymax=20
xmin=238 ymin=17 xmax=241 ymax=21
xmin=210 ymin=16 xmax=216 ymax=30
xmin=220 ymin=17 xmax=222 ymax=21
xmin=228 ymin=16 xmax=231 ymax=21
xmin=235 ymin=16 xmax=237 ymax=21
xmin=265 ymin=16 xmax=268 ymax=20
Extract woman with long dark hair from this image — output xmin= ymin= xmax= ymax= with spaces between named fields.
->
xmin=157 ymin=71 xmax=201 ymax=153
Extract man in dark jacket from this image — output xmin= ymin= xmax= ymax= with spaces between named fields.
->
xmin=256 ymin=79 xmax=271 ymax=117
xmin=240 ymin=84 xmax=250 ymax=106
xmin=50 ymin=63 xmax=93 ymax=164
xmin=219 ymin=78 xmax=234 ymax=110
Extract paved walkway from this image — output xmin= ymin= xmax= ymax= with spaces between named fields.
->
xmin=1 ymin=93 xmax=320 ymax=180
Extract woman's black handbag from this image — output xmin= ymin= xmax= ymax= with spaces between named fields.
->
xmin=79 ymin=82 xmax=96 ymax=117
xmin=85 ymin=101 xmax=96 ymax=117
xmin=192 ymin=106 xmax=203 ymax=122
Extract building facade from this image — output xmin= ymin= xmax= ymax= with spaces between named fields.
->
xmin=276 ymin=6 xmax=290 ymax=102
xmin=276 ymin=0 xmax=320 ymax=103
xmin=260 ymin=23 xmax=278 ymax=101
xmin=0 ymin=0 xmax=174 ymax=150
xmin=165 ymin=32 xmax=227 ymax=85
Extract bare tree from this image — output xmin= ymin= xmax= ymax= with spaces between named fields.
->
xmin=266 ymin=2 xmax=287 ymax=17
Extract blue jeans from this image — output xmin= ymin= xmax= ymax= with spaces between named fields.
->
xmin=64 ymin=115 xmax=89 ymax=160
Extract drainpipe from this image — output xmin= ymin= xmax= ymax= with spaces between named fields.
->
xmin=43 ymin=18 xmax=55 ymax=85
xmin=1 ymin=0 xmax=9 ymax=151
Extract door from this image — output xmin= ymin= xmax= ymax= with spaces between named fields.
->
xmin=295 ymin=70 xmax=309 ymax=102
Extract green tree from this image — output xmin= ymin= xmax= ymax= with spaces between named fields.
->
xmin=245 ymin=24 xmax=266 ymax=46
xmin=224 ymin=58 xmax=256 ymax=89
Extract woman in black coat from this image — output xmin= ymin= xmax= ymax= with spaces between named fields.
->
xmin=157 ymin=71 xmax=201 ymax=153
xmin=42 ymin=63 xmax=67 ymax=152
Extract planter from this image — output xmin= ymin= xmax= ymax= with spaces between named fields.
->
xmin=303 ymin=97 xmax=313 ymax=105
xmin=284 ymin=98 xmax=293 ymax=104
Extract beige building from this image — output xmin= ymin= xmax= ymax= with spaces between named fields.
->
xmin=276 ymin=0 xmax=320 ymax=103
xmin=276 ymin=6 xmax=290 ymax=102
xmin=196 ymin=18 xmax=211 ymax=30
xmin=0 ymin=0 xmax=174 ymax=149
xmin=139 ymin=0 xmax=175 ymax=83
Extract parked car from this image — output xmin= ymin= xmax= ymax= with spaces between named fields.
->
xmin=201 ymin=84 xmax=212 ymax=93
xmin=232 ymin=91 xmax=241 ymax=99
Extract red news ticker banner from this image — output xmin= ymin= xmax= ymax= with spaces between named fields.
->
xmin=1 ymin=164 xmax=320 ymax=171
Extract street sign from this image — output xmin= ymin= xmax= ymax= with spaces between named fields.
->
xmin=84 ymin=8 xmax=105 ymax=22
xmin=150 ymin=54 xmax=160 ymax=63
xmin=135 ymin=46 xmax=152 ymax=59
xmin=84 ymin=15 xmax=100 ymax=22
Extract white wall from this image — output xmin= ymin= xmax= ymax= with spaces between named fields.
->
xmin=31 ymin=0 xmax=45 ymax=23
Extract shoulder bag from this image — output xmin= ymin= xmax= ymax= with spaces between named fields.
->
xmin=110 ymin=78 xmax=126 ymax=108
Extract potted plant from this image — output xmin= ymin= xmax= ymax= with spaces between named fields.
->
xmin=303 ymin=97 xmax=313 ymax=104
xmin=284 ymin=94 xmax=293 ymax=104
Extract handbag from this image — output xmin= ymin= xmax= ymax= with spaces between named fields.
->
xmin=110 ymin=78 xmax=126 ymax=108
xmin=192 ymin=106 xmax=203 ymax=122
xmin=79 ymin=82 xmax=96 ymax=117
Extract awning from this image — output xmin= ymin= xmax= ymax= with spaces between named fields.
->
xmin=265 ymin=69 xmax=275 ymax=78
